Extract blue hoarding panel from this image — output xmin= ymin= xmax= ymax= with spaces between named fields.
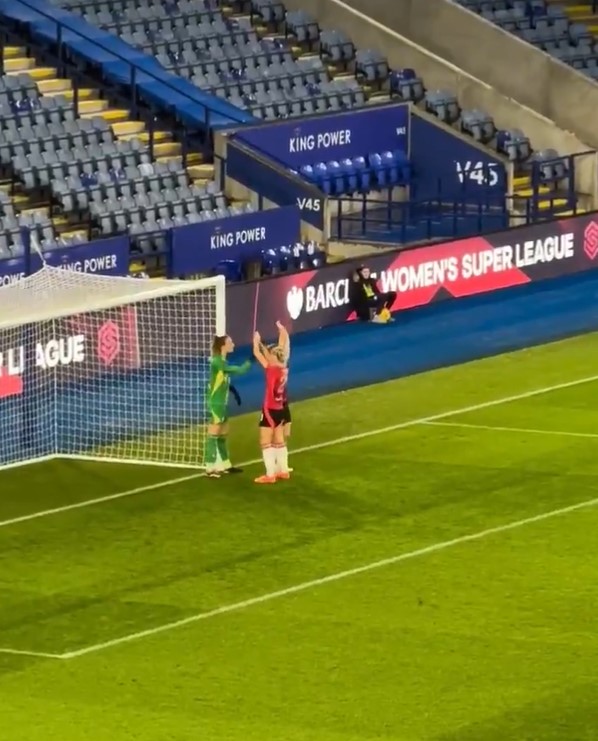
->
xmin=410 ymin=113 xmax=507 ymax=203
xmin=227 ymin=142 xmax=325 ymax=229
xmin=42 ymin=236 xmax=130 ymax=275
xmin=171 ymin=206 xmax=301 ymax=276
xmin=235 ymin=104 xmax=410 ymax=169
xmin=0 ymin=235 xmax=130 ymax=284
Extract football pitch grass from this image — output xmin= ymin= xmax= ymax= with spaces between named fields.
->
xmin=1 ymin=333 xmax=598 ymax=740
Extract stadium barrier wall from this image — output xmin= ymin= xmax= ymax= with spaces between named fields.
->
xmin=0 ymin=208 xmax=302 ymax=282
xmin=281 ymin=0 xmax=598 ymax=203
xmin=342 ymin=0 xmax=598 ymax=152
xmin=0 ymin=235 xmax=130 ymax=284
xmin=169 ymin=206 xmax=301 ymax=277
xmin=225 ymin=210 xmax=598 ymax=344
xmin=234 ymin=103 xmax=410 ymax=167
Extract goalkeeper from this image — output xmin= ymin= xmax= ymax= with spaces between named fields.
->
xmin=207 ymin=335 xmax=251 ymax=477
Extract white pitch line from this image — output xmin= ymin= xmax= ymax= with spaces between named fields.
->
xmin=424 ymin=421 xmax=598 ymax=440
xmin=59 ymin=493 xmax=598 ymax=660
xmin=0 ymin=647 xmax=64 ymax=659
xmin=1 ymin=372 xmax=598 ymax=531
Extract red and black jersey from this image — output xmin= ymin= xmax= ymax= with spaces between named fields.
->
xmin=263 ymin=365 xmax=288 ymax=411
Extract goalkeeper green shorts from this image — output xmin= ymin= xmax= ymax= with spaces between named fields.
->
xmin=209 ymin=403 xmax=228 ymax=425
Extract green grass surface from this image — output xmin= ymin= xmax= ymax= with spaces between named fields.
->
xmin=1 ymin=334 xmax=598 ymax=740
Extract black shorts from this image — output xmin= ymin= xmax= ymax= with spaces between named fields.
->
xmin=282 ymin=403 xmax=291 ymax=424
xmin=259 ymin=407 xmax=286 ymax=428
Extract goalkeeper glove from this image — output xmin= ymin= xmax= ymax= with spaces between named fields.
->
xmin=230 ymin=384 xmax=242 ymax=406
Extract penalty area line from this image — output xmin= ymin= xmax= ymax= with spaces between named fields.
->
xmin=1 ymin=372 xmax=598 ymax=531
xmin=58 ymin=493 xmax=598 ymax=659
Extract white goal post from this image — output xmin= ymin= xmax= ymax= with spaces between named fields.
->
xmin=0 ymin=266 xmax=225 ymax=470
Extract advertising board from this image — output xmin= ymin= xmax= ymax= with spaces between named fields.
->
xmin=234 ymin=104 xmax=410 ymax=169
xmin=226 ymin=212 xmax=598 ymax=343
xmin=170 ymin=206 xmax=301 ymax=275
xmin=0 ymin=236 xmax=130 ymax=286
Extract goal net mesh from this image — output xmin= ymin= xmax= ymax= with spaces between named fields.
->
xmin=0 ymin=266 xmax=224 ymax=470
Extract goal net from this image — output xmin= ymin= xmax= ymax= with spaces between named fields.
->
xmin=0 ymin=266 xmax=225 ymax=470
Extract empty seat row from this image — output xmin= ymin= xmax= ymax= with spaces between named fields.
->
xmin=13 ymin=141 xmax=151 ymax=189
xmin=85 ymin=5 xmax=221 ymax=29
xmin=0 ymin=223 xmax=84 ymax=257
xmin=0 ymin=212 xmax=54 ymax=236
xmin=300 ymin=152 xmax=411 ymax=196
xmin=172 ymin=54 xmax=328 ymax=88
xmin=52 ymin=163 xmax=224 ymax=212
xmin=0 ymin=121 xmax=115 ymax=163
xmin=0 ymin=99 xmax=76 ymax=131
xmin=135 ymin=35 xmax=294 ymax=66
xmin=88 ymin=186 xmax=228 ymax=220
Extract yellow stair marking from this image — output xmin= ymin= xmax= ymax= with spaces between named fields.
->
xmin=557 ymin=209 xmax=587 ymax=217
xmin=20 ymin=206 xmax=50 ymax=217
xmin=514 ymin=186 xmax=551 ymax=197
xmin=28 ymin=67 xmax=59 ymax=80
xmin=536 ymin=198 xmax=569 ymax=210
xmin=187 ymin=164 xmax=214 ymax=179
xmin=137 ymin=130 xmax=171 ymax=143
xmin=36 ymin=78 xmax=71 ymax=94
xmin=153 ymin=141 xmax=182 ymax=157
xmin=97 ymin=108 xmax=130 ymax=122
xmin=4 ymin=46 xmax=26 ymax=59
xmin=186 ymin=152 xmax=204 ymax=165
xmin=513 ymin=175 xmax=531 ymax=188
xmin=60 ymin=88 xmax=97 ymax=101
xmin=78 ymin=99 xmax=109 ymax=115
xmin=111 ymin=120 xmax=146 ymax=137
xmin=4 ymin=58 xmax=35 ymax=72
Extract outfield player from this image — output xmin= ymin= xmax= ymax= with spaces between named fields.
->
xmin=252 ymin=329 xmax=290 ymax=484
xmin=207 ymin=335 xmax=251 ymax=477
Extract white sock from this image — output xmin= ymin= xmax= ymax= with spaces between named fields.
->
xmin=262 ymin=446 xmax=277 ymax=477
xmin=275 ymin=445 xmax=289 ymax=473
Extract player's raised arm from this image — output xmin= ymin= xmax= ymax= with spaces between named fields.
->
xmin=253 ymin=331 xmax=269 ymax=368
xmin=275 ymin=321 xmax=290 ymax=362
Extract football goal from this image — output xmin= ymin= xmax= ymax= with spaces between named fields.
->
xmin=0 ymin=266 xmax=225 ymax=470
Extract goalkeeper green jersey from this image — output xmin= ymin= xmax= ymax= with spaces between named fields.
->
xmin=209 ymin=355 xmax=251 ymax=408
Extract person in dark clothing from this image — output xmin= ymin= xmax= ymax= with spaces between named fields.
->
xmin=349 ymin=265 xmax=397 ymax=322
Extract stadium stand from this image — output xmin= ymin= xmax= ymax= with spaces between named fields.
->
xmin=457 ymin=1 xmax=598 ymax=78
xmin=0 ymin=0 xmax=589 ymax=280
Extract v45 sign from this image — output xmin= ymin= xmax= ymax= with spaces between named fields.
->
xmin=456 ymin=161 xmax=501 ymax=188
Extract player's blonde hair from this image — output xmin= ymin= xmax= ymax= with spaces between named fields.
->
xmin=267 ymin=344 xmax=286 ymax=364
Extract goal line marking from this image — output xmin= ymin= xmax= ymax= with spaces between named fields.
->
xmin=424 ymin=421 xmax=598 ymax=440
xmin=1 ymin=372 xmax=598 ymax=531
xmin=51 ymin=493 xmax=596 ymax=659
xmin=0 ymin=647 xmax=64 ymax=659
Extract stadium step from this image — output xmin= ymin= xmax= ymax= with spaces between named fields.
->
xmin=513 ymin=186 xmax=551 ymax=197
xmin=535 ymin=197 xmax=570 ymax=210
xmin=188 ymin=164 xmax=215 ymax=180
xmin=111 ymin=120 xmax=146 ymax=137
xmin=3 ymin=57 xmax=35 ymax=72
xmin=152 ymin=142 xmax=182 ymax=158
xmin=3 ymin=46 xmax=26 ymax=59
